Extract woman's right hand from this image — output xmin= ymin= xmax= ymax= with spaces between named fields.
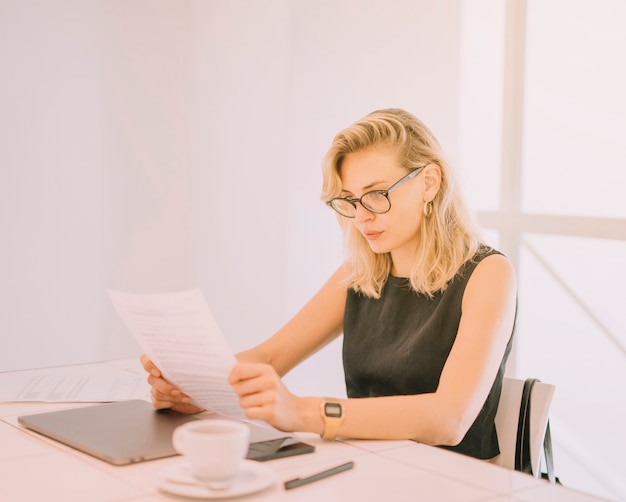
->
xmin=140 ymin=354 xmax=204 ymax=414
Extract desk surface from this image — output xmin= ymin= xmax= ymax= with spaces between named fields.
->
xmin=0 ymin=360 xmax=610 ymax=502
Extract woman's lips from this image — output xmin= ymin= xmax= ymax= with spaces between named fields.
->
xmin=363 ymin=230 xmax=382 ymax=241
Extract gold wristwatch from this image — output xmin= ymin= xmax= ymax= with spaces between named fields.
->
xmin=320 ymin=398 xmax=344 ymax=441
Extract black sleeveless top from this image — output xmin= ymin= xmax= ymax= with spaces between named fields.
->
xmin=342 ymin=247 xmax=514 ymax=459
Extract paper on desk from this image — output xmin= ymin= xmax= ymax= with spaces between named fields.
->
xmin=0 ymin=374 xmax=148 ymax=402
xmin=107 ymin=289 xmax=245 ymax=420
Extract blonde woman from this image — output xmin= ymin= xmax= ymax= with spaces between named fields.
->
xmin=142 ymin=108 xmax=516 ymax=460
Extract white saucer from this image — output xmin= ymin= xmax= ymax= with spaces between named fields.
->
xmin=157 ymin=459 xmax=276 ymax=499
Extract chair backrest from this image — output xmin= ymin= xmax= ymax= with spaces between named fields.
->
xmin=491 ymin=377 xmax=556 ymax=476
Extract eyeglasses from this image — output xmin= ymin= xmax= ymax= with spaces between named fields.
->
xmin=326 ymin=166 xmax=425 ymax=218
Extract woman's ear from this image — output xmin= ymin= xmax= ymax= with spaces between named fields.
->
xmin=422 ymin=164 xmax=442 ymax=201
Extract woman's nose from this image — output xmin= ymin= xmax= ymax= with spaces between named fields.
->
xmin=354 ymin=202 xmax=375 ymax=223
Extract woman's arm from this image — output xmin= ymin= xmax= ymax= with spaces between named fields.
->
xmin=230 ymin=254 xmax=517 ymax=445
xmin=237 ymin=263 xmax=348 ymax=376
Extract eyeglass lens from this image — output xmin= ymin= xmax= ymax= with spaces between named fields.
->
xmin=330 ymin=192 xmax=389 ymax=217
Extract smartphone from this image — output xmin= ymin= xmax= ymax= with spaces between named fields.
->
xmin=247 ymin=437 xmax=315 ymax=461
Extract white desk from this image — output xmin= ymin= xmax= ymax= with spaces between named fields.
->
xmin=0 ymin=360 xmax=610 ymax=502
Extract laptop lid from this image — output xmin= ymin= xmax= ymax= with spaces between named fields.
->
xmin=18 ymin=399 xmax=312 ymax=466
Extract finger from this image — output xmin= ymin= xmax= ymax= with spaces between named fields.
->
xmin=230 ymin=363 xmax=277 ymax=394
xmin=147 ymin=374 xmax=183 ymax=396
xmin=148 ymin=379 xmax=195 ymax=404
xmin=151 ymin=398 xmax=174 ymax=410
xmin=238 ymin=388 xmax=276 ymax=410
xmin=231 ymin=373 xmax=276 ymax=400
xmin=140 ymin=354 xmax=161 ymax=378
xmin=151 ymin=387 xmax=193 ymax=405
xmin=228 ymin=362 xmax=270 ymax=385
xmin=150 ymin=387 xmax=174 ymax=409
xmin=241 ymin=405 xmax=264 ymax=421
xmin=241 ymin=403 xmax=278 ymax=423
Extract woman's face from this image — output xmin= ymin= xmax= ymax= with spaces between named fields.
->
xmin=339 ymin=146 xmax=425 ymax=271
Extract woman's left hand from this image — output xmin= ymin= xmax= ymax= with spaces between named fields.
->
xmin=228 ymin=362 xmax=301 ymax=432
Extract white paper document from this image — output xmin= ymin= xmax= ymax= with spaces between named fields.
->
xmin=0 ymin=374 xmax=147 ymax=403
xmin=107 ymin=289 xmax=246 ymax=420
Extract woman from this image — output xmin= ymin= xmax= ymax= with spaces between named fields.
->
xmin=142 ymin=108 xmax=516 ymax=460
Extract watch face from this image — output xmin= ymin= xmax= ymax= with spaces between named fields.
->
xmin=324 ymin=402 xmax=342 ymax=418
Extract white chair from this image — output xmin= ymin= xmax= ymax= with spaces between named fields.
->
xmin=491 ymin=377 xmax=556 ymax=479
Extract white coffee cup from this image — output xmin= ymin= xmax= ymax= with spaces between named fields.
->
xmin=173 ymin=419 xmax=250 ymax=489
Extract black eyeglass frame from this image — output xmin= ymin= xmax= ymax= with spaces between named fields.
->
xmin=326 ymin=166 xmax=426 ymax=218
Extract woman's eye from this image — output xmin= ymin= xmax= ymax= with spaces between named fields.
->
xmin=368 ymin=191 xmax=386 ymax=200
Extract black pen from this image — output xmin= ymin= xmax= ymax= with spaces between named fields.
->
xmin=284 ymin=461 xmax=355 ymax=490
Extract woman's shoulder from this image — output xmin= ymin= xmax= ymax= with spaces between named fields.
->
xmin=464 ymin=246 xmax=516 ymax=293
xmin=455 ymin=245 xmax=514 ymax=283
xmin=470 ymin=245 xmax=512 ymax=267
xmin=475 ymin=244 xmax=503 ymax=259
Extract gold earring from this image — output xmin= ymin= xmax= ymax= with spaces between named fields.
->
xmin=423 ymin=200 xmax=432 ymax=217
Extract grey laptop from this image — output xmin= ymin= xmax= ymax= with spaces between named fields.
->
xmin=18 ymin=399 xmax=313 ymax=465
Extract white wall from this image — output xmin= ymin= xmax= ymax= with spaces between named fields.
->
xmin=1 ymin=1 xmax=198 ymax=369
xmin=0 ymin=0 xmax=464 ymax=395
xmin=188 ymin=0 xmax=292 ymax=355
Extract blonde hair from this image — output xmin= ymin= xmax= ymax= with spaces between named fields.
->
xmin=321 ymin=108 xmax=482 ymax=298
